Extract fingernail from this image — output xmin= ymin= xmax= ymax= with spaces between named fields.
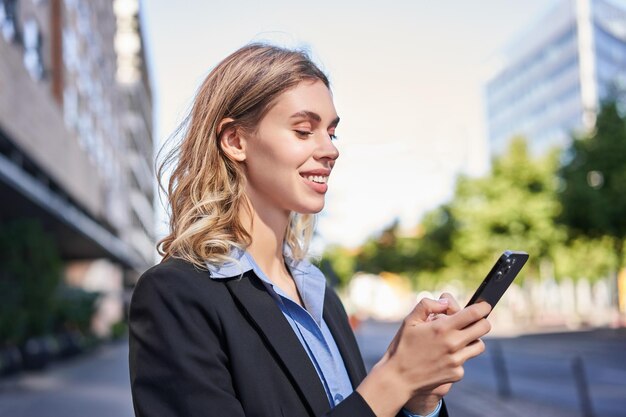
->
xmin=438 ymin=298 xmax=449 ymax=305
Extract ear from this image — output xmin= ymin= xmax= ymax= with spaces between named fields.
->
xmin=218 ymin=118 xmax=247 ymax=162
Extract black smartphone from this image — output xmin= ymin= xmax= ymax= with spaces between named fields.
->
xmin=465 ymin=250 xmax=529 ymax=316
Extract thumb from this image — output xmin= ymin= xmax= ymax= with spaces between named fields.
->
xmin=409 ymin=298 xmax=450 ymax=322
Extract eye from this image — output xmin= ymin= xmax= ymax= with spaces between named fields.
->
xmin=329 ymin=133 xmax=339 ymax=141
xmin=295 ymin=130 xmax=313 ymax=138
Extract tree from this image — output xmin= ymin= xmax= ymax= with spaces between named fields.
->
xmin=319 ymin=245 xmax=357 ymax=288
xmin=354 ymin=219 xmax=402 ymax=275
xmin=0 ymin=219 xmax=62 ymax=346
xmin=321 ymin=138 xmax=569 ymax=289
xmin=408 ymin=205 xmax=456 ymax=272
xmin=447 ymin=137 xmax=566 ymax=285
xmin=560 ymin=100 xmax=626 ymax=263
xmin=559 ymin=99 xmax=626 ymax=303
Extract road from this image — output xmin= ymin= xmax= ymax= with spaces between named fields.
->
xmin=355 ymin=321 xmax=626 ymax=417
xmin=0 ymin=326 xmax=624 ymax=416
xmin=0 ymin=341 xmax=134 ymax=417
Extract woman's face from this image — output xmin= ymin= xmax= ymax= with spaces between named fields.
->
xmin=243 ymin=79 xmax=340 ymax=217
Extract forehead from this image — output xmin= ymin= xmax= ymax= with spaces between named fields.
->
xmin=266 ymin=79 xmax=337 ymax=120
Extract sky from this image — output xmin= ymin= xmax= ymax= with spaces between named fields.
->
xmin=141 ymin=0 xmax=555 ymax=251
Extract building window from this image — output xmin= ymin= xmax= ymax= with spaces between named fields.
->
xmin=23 ymin=18 xmax=44 ymax=80
xmin=62 ymin=28 xmax=79 ymax=72
xmin=0 ymin=0 xmax=18 ymax=42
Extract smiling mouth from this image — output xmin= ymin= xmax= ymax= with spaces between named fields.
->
xmin=301 ymin=174 xmax=328 ymax=184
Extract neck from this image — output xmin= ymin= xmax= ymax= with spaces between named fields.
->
xmin=239 ymin=197 xmax=291 ymax=277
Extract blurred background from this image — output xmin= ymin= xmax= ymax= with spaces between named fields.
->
xmin=1 ymin=0 xmax=626 ymax=416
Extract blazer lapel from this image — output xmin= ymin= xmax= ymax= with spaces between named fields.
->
xmin=322 ymin=292 xmax=367 ymax=387
xmin=224 ymin=273 xmax=330 ymax=417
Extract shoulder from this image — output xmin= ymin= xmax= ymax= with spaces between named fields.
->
xmin=129 ymin=258 xmax=236 ymax=357
xmin=139 ymin=256 xmax=208 ymax=281
xmin=132 ymin=256 xmax=230 ymax=307
xmin=136 ymin=257 xmax=207 ymax=290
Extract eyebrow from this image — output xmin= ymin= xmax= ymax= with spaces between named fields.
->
xmin=290 ymin=111 xmax=340 ymax=127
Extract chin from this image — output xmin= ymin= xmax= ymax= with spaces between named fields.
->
xmin=295 ymin=200 xmax=325 ymax=215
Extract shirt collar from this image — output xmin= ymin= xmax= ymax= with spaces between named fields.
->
xmin=205 ymin=246 xmax=327 ymax=326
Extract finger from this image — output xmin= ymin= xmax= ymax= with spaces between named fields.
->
xmin=431 ymin=382 xmax=453 ymax=397
xmin=409 ymin=298 xmax=450 ymax=322
xmin=455 ymin=338 xmax=486 ymax=363
xmin=446 ymin=302 xmax=492 ymax=330
xmin=439 ymin=292 xmax=461 ymax=315
xmin=426 ymin=312 xmax=444 ymax=322
xmin=455 ymin=318 xmax=491 ymax=348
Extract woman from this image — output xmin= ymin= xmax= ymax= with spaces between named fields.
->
xmin=128 ymin=43 xmax=492 ymax=417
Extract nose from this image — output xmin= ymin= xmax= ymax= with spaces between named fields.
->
xmin=314 ymin=133 xmax=339 ymax=162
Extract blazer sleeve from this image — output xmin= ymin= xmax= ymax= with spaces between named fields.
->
xmin=128 ymin=264 xmax=246 ymax=417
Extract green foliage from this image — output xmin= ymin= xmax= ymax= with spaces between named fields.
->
xmin=0 ymin=219 xmax=62 ymax=345
xmin=322 ymin=101 xmax=626 ymax=290
xmin=559 ymin=100 xmax=626 ymax=267
xmin=553 ymin=236 xmax=616 ymax=280
xmin=409 ymin=205 xmax=456 ymax=272
xmin=355 ymin=220 xmax=403 ymax=274
xmin=110 ymin=321 xmax=128 ymax=340
xmin=54 ymin=286 xmax=100 ymax=335
xmin=319 ymin=246 xmax=357 ymax=287
xmin=323 ymin=138 xmax=568 ymax=288
xmin=447 ymin=138 xmax=567 ymax=284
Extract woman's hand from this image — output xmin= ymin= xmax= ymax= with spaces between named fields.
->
xmin=356 ymin=295 xmax=491 ymax=417
xmin=403 ymin=293 xmax=470 ymax=415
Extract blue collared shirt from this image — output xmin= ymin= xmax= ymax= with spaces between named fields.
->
xmin=205 ymin=248 xmax=440 ymax=417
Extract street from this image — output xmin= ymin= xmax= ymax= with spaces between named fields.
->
xmin=0 ymin=326 xmax=624 ymax=416
xmin=0 ymin=341 xmax=134 ymax=417
xmin=356 ymin=321 xmax=626 ymax=417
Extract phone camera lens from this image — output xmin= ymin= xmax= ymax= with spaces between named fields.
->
xmin=495 ymin=270 xmax=504 ymax=281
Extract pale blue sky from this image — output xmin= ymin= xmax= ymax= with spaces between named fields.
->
xmin=142 ymin=0 xmax=555 ymax=250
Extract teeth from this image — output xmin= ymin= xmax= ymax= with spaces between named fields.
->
xmin=304 ymin=175 xmax=328 ymax=184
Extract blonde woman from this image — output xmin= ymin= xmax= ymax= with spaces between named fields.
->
xmin=128 ymin=43 xmax=492 ymax=417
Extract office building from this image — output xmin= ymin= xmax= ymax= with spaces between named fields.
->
xmin=0 ymin=0 xmax=154 ymax=289
xmin=485 ymin=0 xmax=626 ymax=154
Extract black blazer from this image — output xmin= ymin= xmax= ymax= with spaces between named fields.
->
xmin=129 ymin=257 xmax=448 ymax=417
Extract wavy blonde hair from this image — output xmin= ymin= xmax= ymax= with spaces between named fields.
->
xmin=156 ymin=43 xmax=330 ymax=270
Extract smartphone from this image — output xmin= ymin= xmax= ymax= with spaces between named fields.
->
xmin=465 ymin=250 xmax=529 ymax=316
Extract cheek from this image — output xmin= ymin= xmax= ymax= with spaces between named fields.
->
xmin=244 ymin=147 xmax=296 ymax=189
xmin=258 ymin=141 xmax=310 ymax=169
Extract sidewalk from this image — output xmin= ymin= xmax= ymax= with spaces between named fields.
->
xmin=0 ymin=341 xmax=134 ymax=417
xmin=445 ymin=382 xmax=577 ymax=417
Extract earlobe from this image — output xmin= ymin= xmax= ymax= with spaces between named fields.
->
xmin=218 ymin=118 xmax=246 ymax=162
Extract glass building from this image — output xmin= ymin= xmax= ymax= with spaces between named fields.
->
xmin=1 ymin=0 xmax=154 ymax=335
xmin=485 ymin=0 xmax=626 ymax=154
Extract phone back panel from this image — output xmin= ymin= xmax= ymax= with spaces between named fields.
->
xmin=466 ymin=250 xmax=529 ymax=311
